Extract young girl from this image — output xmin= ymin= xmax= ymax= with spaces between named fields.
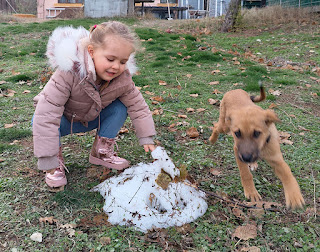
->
xmin=32 ymin=21 xmax=156 ymax=189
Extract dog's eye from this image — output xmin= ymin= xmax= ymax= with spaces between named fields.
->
xmin=253 ymin=130 xmax=261 ymax=138
xmin=234 ymin=130 xmax=241 ymax=138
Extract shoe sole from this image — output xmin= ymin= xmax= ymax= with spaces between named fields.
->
xmin=45 ymin=177 xmax=67 ymax=188
xmin=89 ymin=155 xmax=129 ymax=170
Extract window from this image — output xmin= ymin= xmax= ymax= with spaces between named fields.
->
xmin=160 ymin=0 xmax=178 ymax=3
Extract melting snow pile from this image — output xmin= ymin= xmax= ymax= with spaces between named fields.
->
xmin=92 ymin=146 xmax=208 ymax=232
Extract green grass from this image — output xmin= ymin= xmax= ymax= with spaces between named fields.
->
xmin=0 ymin=17 xmax=319 ymax=251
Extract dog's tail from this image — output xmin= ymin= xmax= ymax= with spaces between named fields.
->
xmin=250 ymin=81 xmax=266 ymax=103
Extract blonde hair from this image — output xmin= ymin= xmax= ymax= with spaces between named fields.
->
xmin=88 ymin=21 xmax=140 ymax=52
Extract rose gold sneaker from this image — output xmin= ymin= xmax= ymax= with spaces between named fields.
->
xmin=89 ymin=135 xmax=129 ymax=170
xmin=45 ymin=147 xmax=68 ymax=189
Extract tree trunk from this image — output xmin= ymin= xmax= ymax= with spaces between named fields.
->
xmin=221 ymin=0 xmax=241 ymax=32
xmin=128 ymin=0 xmax=135 ymax=16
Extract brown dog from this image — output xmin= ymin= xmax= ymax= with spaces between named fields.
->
xmin=209 ymin=86 xmax=304 ymax=209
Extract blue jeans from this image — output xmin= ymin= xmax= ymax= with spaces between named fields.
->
xmin=32 ymin=99 xmax=128 ymax=139
xmin=59 ymin=99 xmax=127 ymax=138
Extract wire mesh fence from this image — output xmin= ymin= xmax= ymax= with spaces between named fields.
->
xmin=267 ymin=0 xmax=320 ymax=7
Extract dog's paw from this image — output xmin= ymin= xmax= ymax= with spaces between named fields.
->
xmin=248 ymin=162 xmax=258 ymax=171
xmin=244 ymin=189 xmax=262 ymax=202
xmin=286 ymin=192 xmax=305 ymax=209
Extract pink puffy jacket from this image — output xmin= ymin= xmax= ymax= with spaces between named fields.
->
xmin=33 ymin=26 xmax=156 ymax=170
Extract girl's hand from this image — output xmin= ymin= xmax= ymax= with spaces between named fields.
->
xmin=143 ymin=144 xmax=156 ymax=152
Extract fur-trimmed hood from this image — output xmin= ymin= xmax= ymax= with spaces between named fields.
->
xmin=46 ymin=26 xmax=137 ymax=81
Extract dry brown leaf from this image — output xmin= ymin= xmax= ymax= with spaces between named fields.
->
xmin=209 ymin=81 xmax=219 ymax=85
xmin=208 ymin=98 xmax=219 ymax=105
xmin=186 ymin=74 xmax=192 ymax=78
xmin=232 ymin=223 xmax=257 ymax=240
xmin=145 ymin=91 xmax=155 ymax=96
xmin=233 ymin=61 xmax=241 ymax=65
xmin=268 ymin=103 xmax=278 ymax=109
xmin=100 ymin=237 xmax=111 ymax=245
xmin=248 ymin=208 xmax=265 ymax=219
xmin=232 ymin=207 xmax=246 ymax=219
xmin=209 ymin=168 xmax=221 ymax=176
xmin=155 ymin=172 xmax=172 ymax=189
xmin=186 ymin=108 xmax=195 ymax=113
xmin=211 ymin=70 xmax=221 ymax=75
xmin=60 ymin=223 xmax=77 ymax=229
xmin=268 ymin=89 xmax=281 ymax=96
xmin=4 ymin=123 xmax=15 ymax=128
xmin=186 ymin=127 xmax=199 ymax=138
xmin=212 ymin=89 xmax=222 ymax=95
xmin=39 ymin=216 xmax=58 ymax=225
xmin=159 ymin=80 xmax=167 ymax=86
xmin=151 ymin=96 xmax=165 ymax=102
xmin=153 ymin=109 xmax=163 ymax=115
xmin=241 ymin=246 xmax=261 ymax=252
xmin=178 ymin=114 xmax=187 ymax=119
xmin=196 ymin=108 xmax=206 ymax=112
xmin=119 ymin=127 xmax=129 ymax=134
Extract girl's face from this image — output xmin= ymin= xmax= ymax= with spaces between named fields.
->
xmin=88 ymin=35 xmax=134 ymax=82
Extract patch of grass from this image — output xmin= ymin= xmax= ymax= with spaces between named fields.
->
xmin=0 ymin=14 xmax=319 ymax=252
xmin=0 ymin=128 xmax=32 ymax=142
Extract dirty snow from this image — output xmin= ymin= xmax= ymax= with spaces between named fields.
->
xmin=92 ymin=147 xmax=208 ymax=232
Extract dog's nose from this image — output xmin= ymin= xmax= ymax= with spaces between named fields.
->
xmin=241 ymin=154 xmax=253 ymax=163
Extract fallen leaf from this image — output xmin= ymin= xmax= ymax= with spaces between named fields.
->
xmin=232 ymin=223 xmax=257 ymax=240
xmin=208 ymin=98 xmax=220 ymax=105
xmin=145 ymin=91 xmax=155 ymax=96
xmin=178 ymin=114 xmax=187 ymax=119
xmin=39 ymin=216 xmax=58 ymax=225
xmin=4 ymin=123 xmax=15 ymax=128
xmin=189 ymin=94 xmax=199 ymax=97
xmin=100 ymin=236 xmax=111 ymax=245
xmin=211 ymin=69 xmax=221 ymax=75
xmin=196 ymin=108 xmax=206 ymax=112
xmin=119 ymin=127 xmax=129 ymax=134
xmin=186 ymin=127 xmax=199 ymax=138
xmin=212 ymin=89 xmax=222 ymax=95
xmin=159 ymin=80 xmax=167 ymax=86
xmin=268 ymin=103 xmax=278 ymax=109
xmin=153 ymin=109 xmax=163 ymax=115
xmin=186 ymin=108 xmax=195 ymax=113
xmin=268 ymin=89 xmax=281 ymax=96
xmin=232 ymin=207 xmax=245 ymax=219
xmin=155 ymin=172 xmax=172 ymax=189
xmin=186 ymin=74 xmax=192 ymax=78
xmin=151 ymin=96 xmax=165 ymax=102
xmin=209 ymin=81 xmax=219 ymax=85
xmin=209 ymin=168 xmax=221 ymax=176
xmin=240 ymin=246 xmax=261 ymax=252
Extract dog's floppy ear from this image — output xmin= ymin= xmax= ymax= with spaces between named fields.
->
xmin=265 ymin=109 xmax=281 ymax=126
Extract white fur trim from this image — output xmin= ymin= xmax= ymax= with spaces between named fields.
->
xmin=127 ymin=54 xmax=138 ymax=75
xmin=46 ymin=26 xmax=137 ymax=78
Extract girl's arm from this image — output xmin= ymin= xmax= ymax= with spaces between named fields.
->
xmin=33 ymin=70 xmax=72 ymax=171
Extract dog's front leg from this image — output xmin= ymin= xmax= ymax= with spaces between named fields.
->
xmin=234 ymin=146 xmax=262 ymax=202
xmin=209 ymin=123 xmax=221 ymax=144
xmin=264 ymin=154 xmax=305 ymax=209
